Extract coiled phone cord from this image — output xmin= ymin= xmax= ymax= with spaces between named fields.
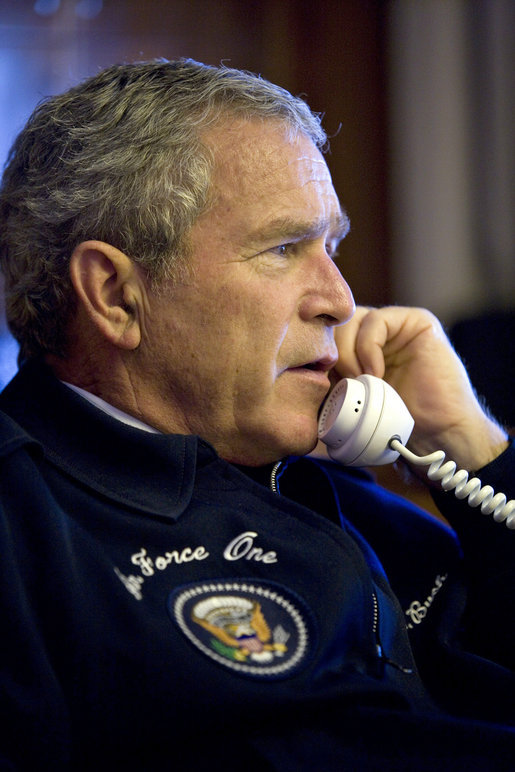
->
xmin=389 ymin=438 xmax=515 ymax=530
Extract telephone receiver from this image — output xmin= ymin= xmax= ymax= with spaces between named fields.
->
xmin=318 ymin=374 xmax=515 ymax=529
xmin=318 ymin=374 xmax=414 ymax=467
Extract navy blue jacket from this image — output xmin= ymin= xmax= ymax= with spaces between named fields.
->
xmin=0 ymin=360 xmax=514 ymax=770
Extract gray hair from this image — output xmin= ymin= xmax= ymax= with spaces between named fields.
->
xmin=0 ymin=58 xmax=326 ymax=361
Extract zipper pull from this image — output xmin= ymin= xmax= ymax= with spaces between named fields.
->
xmin=373 ymin=592 xmax=413 ymax=675
xmin=376 ymin=644 xmax=413 ymax=675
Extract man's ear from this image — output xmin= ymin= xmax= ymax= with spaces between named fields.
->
xmin=69 ymin=240 xmax=143 ymax=350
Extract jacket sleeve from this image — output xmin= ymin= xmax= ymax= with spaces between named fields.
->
xmin=0 ymin=510 xmax=72 ymax=768
xmin=0 ymin=415 xmax=72 ymax=769
xmin=430 ymin=438 xmax=515 ymax=669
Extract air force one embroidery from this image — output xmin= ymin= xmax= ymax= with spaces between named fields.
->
xmin=169 ymin=580 xmax=316 ymax=679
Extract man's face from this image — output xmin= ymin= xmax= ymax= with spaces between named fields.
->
xmin=139 ymin=119 xmax=354 ymax=464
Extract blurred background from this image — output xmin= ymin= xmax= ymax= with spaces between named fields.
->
xmin=0 ymin=0 xmax=513 ymax=426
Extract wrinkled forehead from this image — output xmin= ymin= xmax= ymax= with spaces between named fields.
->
xmin=203 ymin=118 xmax=332 ymax=203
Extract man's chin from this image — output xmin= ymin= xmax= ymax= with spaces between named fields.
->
xmin=213 ymin=406 xmax=321 ymax=466
xmin=242 ymin=432 xmax=319 ymax=467
xmin=220 ymin=433 xmax=318 ymax=466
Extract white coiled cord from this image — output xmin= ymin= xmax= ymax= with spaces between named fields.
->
xmin=389 ymin=438 xmax=515 ymax=529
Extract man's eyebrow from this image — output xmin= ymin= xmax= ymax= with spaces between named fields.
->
xmin=245 ymin=212 xmax=350 ymax=246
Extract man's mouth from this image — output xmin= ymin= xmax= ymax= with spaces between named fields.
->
xmin=285 ymin=359 xmax=337 ymax=391
xmin=299 ymin=361 xmax=325 ymax=371
xmin=292 ymin=352 xmax=339 ymax=373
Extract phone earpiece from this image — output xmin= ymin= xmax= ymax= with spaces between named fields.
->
xmin=318 ymin=374 xmax=414 ymax=466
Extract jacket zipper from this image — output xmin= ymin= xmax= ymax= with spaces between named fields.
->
xmin=372 ymin=590 xmax=413 ymax=674
xmin=270 ymin=461 xmax=412 ymax=675
xmin=270 ymin=460 xmax=282 ymax=494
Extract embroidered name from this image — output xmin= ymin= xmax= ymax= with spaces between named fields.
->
xmin=405 ymin=573 xmax=448 ymax=628
xmin=114 ymin=531 xmax=278 ymax=600
xmin=114 ymin=567 xmax=145 ymax=601
xmin=131 ymin=544 xmax=209 ymax=576
xmin=223 ymin=531 xmax=278 ymax=564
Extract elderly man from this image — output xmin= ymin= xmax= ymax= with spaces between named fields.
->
xmin=0 ymin=60 xmax=513 ymax=770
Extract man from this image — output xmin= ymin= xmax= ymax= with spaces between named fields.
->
xmin=0 ymin=59 xmax=513 ymax=770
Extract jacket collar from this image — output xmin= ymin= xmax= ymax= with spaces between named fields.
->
xmin=0 ymin=359 xmax=215 ymax=519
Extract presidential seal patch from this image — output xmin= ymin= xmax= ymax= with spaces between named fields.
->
xmin=169 ymin=580 xmax=316 ymax=678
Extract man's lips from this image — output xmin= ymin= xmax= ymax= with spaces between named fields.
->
xmin=282 ymin=354 xmax=339 ymax=389
xmin=286 ymin=352 xmax=339 ymax=373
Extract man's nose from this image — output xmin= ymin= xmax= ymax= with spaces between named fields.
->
xmin=299 ymin=254 xmax=355 ymax=326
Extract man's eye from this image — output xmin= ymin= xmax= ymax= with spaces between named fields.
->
xmin=269 ymin=243 xmax=294 ymax=257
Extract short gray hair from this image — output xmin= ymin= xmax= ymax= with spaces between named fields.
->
xmin=0 ymin=59 xmax=326 ymax=361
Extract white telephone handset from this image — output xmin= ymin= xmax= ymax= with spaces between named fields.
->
xmin=317 ymin=375 xmax=515 ymax=529
xmin=318 ymin=374 xmax=414 ymax=467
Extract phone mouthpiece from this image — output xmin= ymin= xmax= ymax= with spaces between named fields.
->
xmin=318 ymin=374 xmax=414 ymax=466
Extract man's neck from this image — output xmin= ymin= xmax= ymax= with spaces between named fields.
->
xmin=62 ymin=381 xmax=160 ymax=434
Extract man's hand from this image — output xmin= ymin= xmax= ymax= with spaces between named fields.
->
xmin=333 ymin=306 xmax=509 ymax=472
